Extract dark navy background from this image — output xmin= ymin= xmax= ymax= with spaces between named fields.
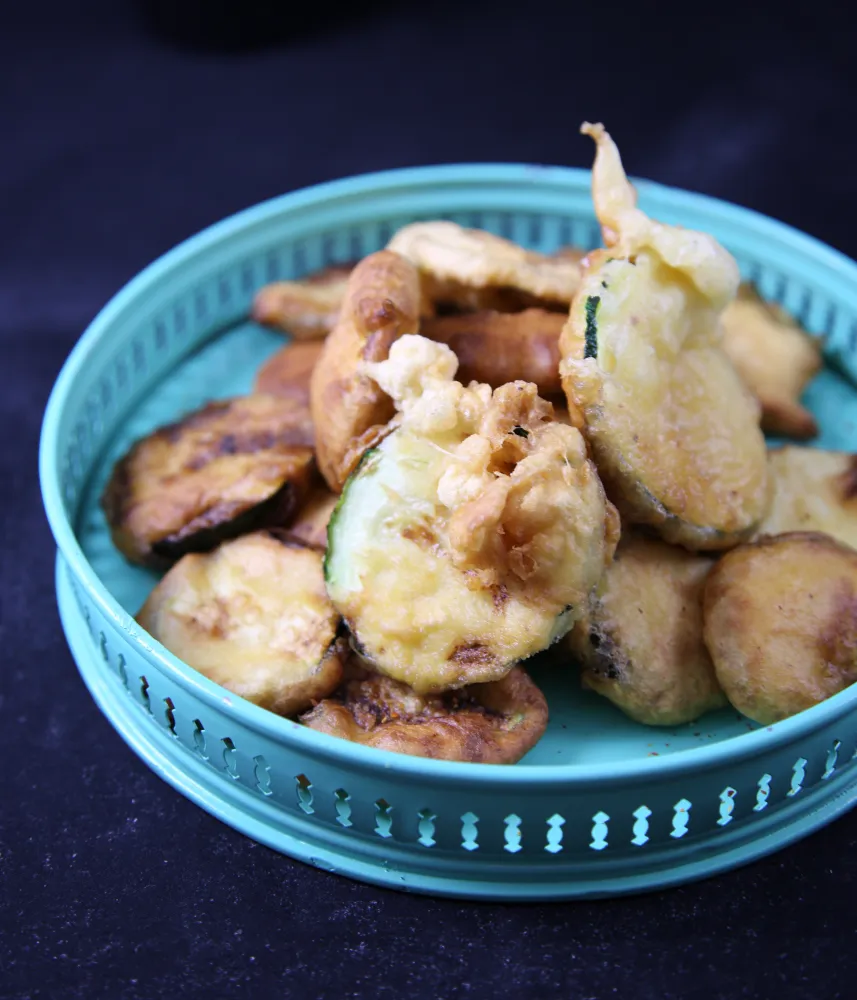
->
xmin=3 ymin=2 xmax=857 ymax=996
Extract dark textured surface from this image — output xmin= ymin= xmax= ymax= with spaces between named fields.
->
xmin=3 ymin=2 xmax=857 ymax=997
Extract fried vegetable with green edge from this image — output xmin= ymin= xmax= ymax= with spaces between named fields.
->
xmin=703 ymin=532 xmax=857 ymax=725
xmin=137 ymin=533 xmax=345 ymax=716
xmin=324 ymin=334 xmax=619 ymax=693
xmin=102 ymin=395 xmax=315 ymax=568
xmin=559 ymin=123 xmax=769 ymax=551
xmin=756 ymin=447 xmax=857 ymax=550
xmin=721 ymin=283 xmax=822 ymax=440
xmin=568 ymin=533 xmax=726 ymax=725
xmin=300 ymin=657 xmax=548 ymax=762
xmin=309 ymin=250 xmax=422 ymax=493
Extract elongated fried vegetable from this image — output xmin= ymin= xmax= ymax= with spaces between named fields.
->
xmin=324 ymin=335 xmax=618 ymax=693
xmin=254 ymin=340 xmax=324 ymax=407
xmin=721 ymin=283 xmax=822 ymax=440
xmin=421 ymin=308 xmax=565 ymax=397
xmin=703 ymin=532 xmax=857 ymax=724
xmin=568 ymin=533 xmax=725 ymax=725
xmin=102 ymin=395 xmax=315 ymax=567
xmin=309 ymin=250 xmax=422 ymax=493
xmin=756 ymin=446 xmax=857 ymax=550
xmin=251 ymin=264 xmax=353 ymax=339
xmin=137 ymin=533 xmax=345 ymax=715
xmin=388 ymin=220 xmax=581 ymax=311
xmin=559 ymin=124 xmax=769 ymax=550
xmin=301 ymin=658 xmax=548 ymax=762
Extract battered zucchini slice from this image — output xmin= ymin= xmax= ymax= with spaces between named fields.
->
xmin=420 ymin=308 xmax=565 ymax=398
xmin=755 ymin=447 xmax=857 ymax=550
xmin=137 ymin=533 xmax=345 ymax=716
xmin=703 ymin=532 xmax=857 ymax=724
xmin=560 ymin=124 xmax=769 ymax=550
xmin=251 ymin=263 xmax=353 ymax=339
xmin=324 ymin=334 xmax=619 ymax=693
xmin=102 ymin=395 xmax=315 ymax=567
xmin=721 ymin=283 xmax=822 ymax=440
xmin=568 ymin=533 xmax=726 ymax=725
xmin=300 ymin=658 xmax=548 ymax=762
xmin=254 ymin=340 xmax=324 ymax=408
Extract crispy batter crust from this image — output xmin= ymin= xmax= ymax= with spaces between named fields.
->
xmin=102 ymin=395 xmax=314 ymax=567
xmin=300 ymin=659 xmax=548 ymax=762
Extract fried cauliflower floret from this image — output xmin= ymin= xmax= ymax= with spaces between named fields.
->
xmin=324 ymin=334 xmax=618 ymax=693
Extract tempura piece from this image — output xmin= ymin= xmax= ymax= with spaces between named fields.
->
xmin=309 ymin=250 xmax=422 ymax=492
xmin=138 ymin=533 xmax=344 ymax=715
xmin=281 ymin=485 xmax=339 ymax=551
xmin=721 ymin=283 xmax=822 ymax=439
xmin=301 ymin=658 xmax=548 ymax=762
xmin=756 ymin=446 xmax=857 ymax=550
xmin=388 ymin=220 xmax=581 ymax=311
xmin=251 ymin=263 xmax=352 ymax=339
xmin=703 ymin=532 xmax=857 ymax=724
xmin=421 ymin=308 xmax=565 ymax=397
xmin=324 ymin=334 xmax=619 ymax=693
xmin=568 ymin=533 xmax=725 ymax=725
xmin=559 ymin=123 xmax=769 ymax=550
xmin=254 ymin=340 xmax=324 ymax=408
xmin=102 ymin=396 xmax=315 ymax=568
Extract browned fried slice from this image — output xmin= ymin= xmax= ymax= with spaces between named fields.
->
xmin=280 ymin=485 xmax=339 ymax=551
xmin=703 ymin=532 xmax=857 ymax=724
xmin=421 ymin=308 xmax=565 ymax=397
xmin=251 ymin=263 xmax=353 ymax=339
xmin=138 ymin=533 xmax=344 ymax=715
xmin=309 ymin=250 xmax=422 ymax=492
xmin=254 ymin=341 xmax=324 ymax=407
xmin=388 ymin=220 xmax=581 ymax=311
xmin=568 ymin=533 xmax=726 ymax=726
xmin=102 ymin=395 xmax=315 ymax=567
xmin=300 ymin=658 xmax=548 ymax=762
xmin=721 ymin=283 xmax=823 ymax=439
xmin=756 ymin=447 xmax=857 ymax=550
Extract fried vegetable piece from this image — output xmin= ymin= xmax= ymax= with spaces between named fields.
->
xmin=421 ymin=308 xmax=565 ymax=397
xmin=281 ymin=485 xmax=339 ymax=551
xmin=388 ymin=220 xmax=581 ymax=311
xmin=756 ymin=447 xmax=857 ymax=550
xmin=568 ymin=534 xmax=726 ymax=725
xmin=703 ymin=532 xmax=857 ymax=724
xmin=721 ymin=283 xmax=822 ymax=439
xmin=102 ymin=395 xmax=315 ymax=567
xmin=324 ymin=334 xmax=619 ymax=693
xmin=254 ymin=341 xmax=324 ymax=407
xmin=559 ymin=123 xmax=769 ymax=551
xmin=310 ymin=250 xmax=422 ymax=493
xmin=137 ymin=533 xmax=345 ymax=715
xmin=251 ymin=263 xmax=353 ymax=339
xmin=300 ymin=658 xmax=548 ymax=762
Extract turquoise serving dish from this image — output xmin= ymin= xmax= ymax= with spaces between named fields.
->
xmin=40 ymin=164 xmax=857 ymax=899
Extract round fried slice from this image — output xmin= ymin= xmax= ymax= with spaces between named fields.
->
xmin=281 ymin=485 xmax=339 ymax=551
xmin=310 ymin=250 xmax=422 ymax=493
xmin=756 ymin=447 xmax=857 ymax=550
xmin=703 ymin=532 xmax=857 ymax=724
xmin=325 ymin=334 xmax=619 ymax=693
xmin=254 ymin=341 xmax=324 ymax=407
xmin=421 ymin=308 xmax=565 ymax=397
xmin=251 ymin=263 xmax=353 ymax=339
xmin=102 ymin=395 xmax=315 ymax=567
xmin=560 ymin=124 xmax=768 ymax=550
xmin=137 ymin=533 xmax=345 ymax=715
xmin=300 ymin=658 xmax=548 ymax=762
xmin=721 ymin=283 xmax=822 ymax=440
xmin=388 ymin=220 xmax=581 ymax=310
xmin=568 ymin=533 xmax=726 ymax=725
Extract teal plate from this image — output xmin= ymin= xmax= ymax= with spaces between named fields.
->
xmin=40 ymin=164 xmax=857 ymax=899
